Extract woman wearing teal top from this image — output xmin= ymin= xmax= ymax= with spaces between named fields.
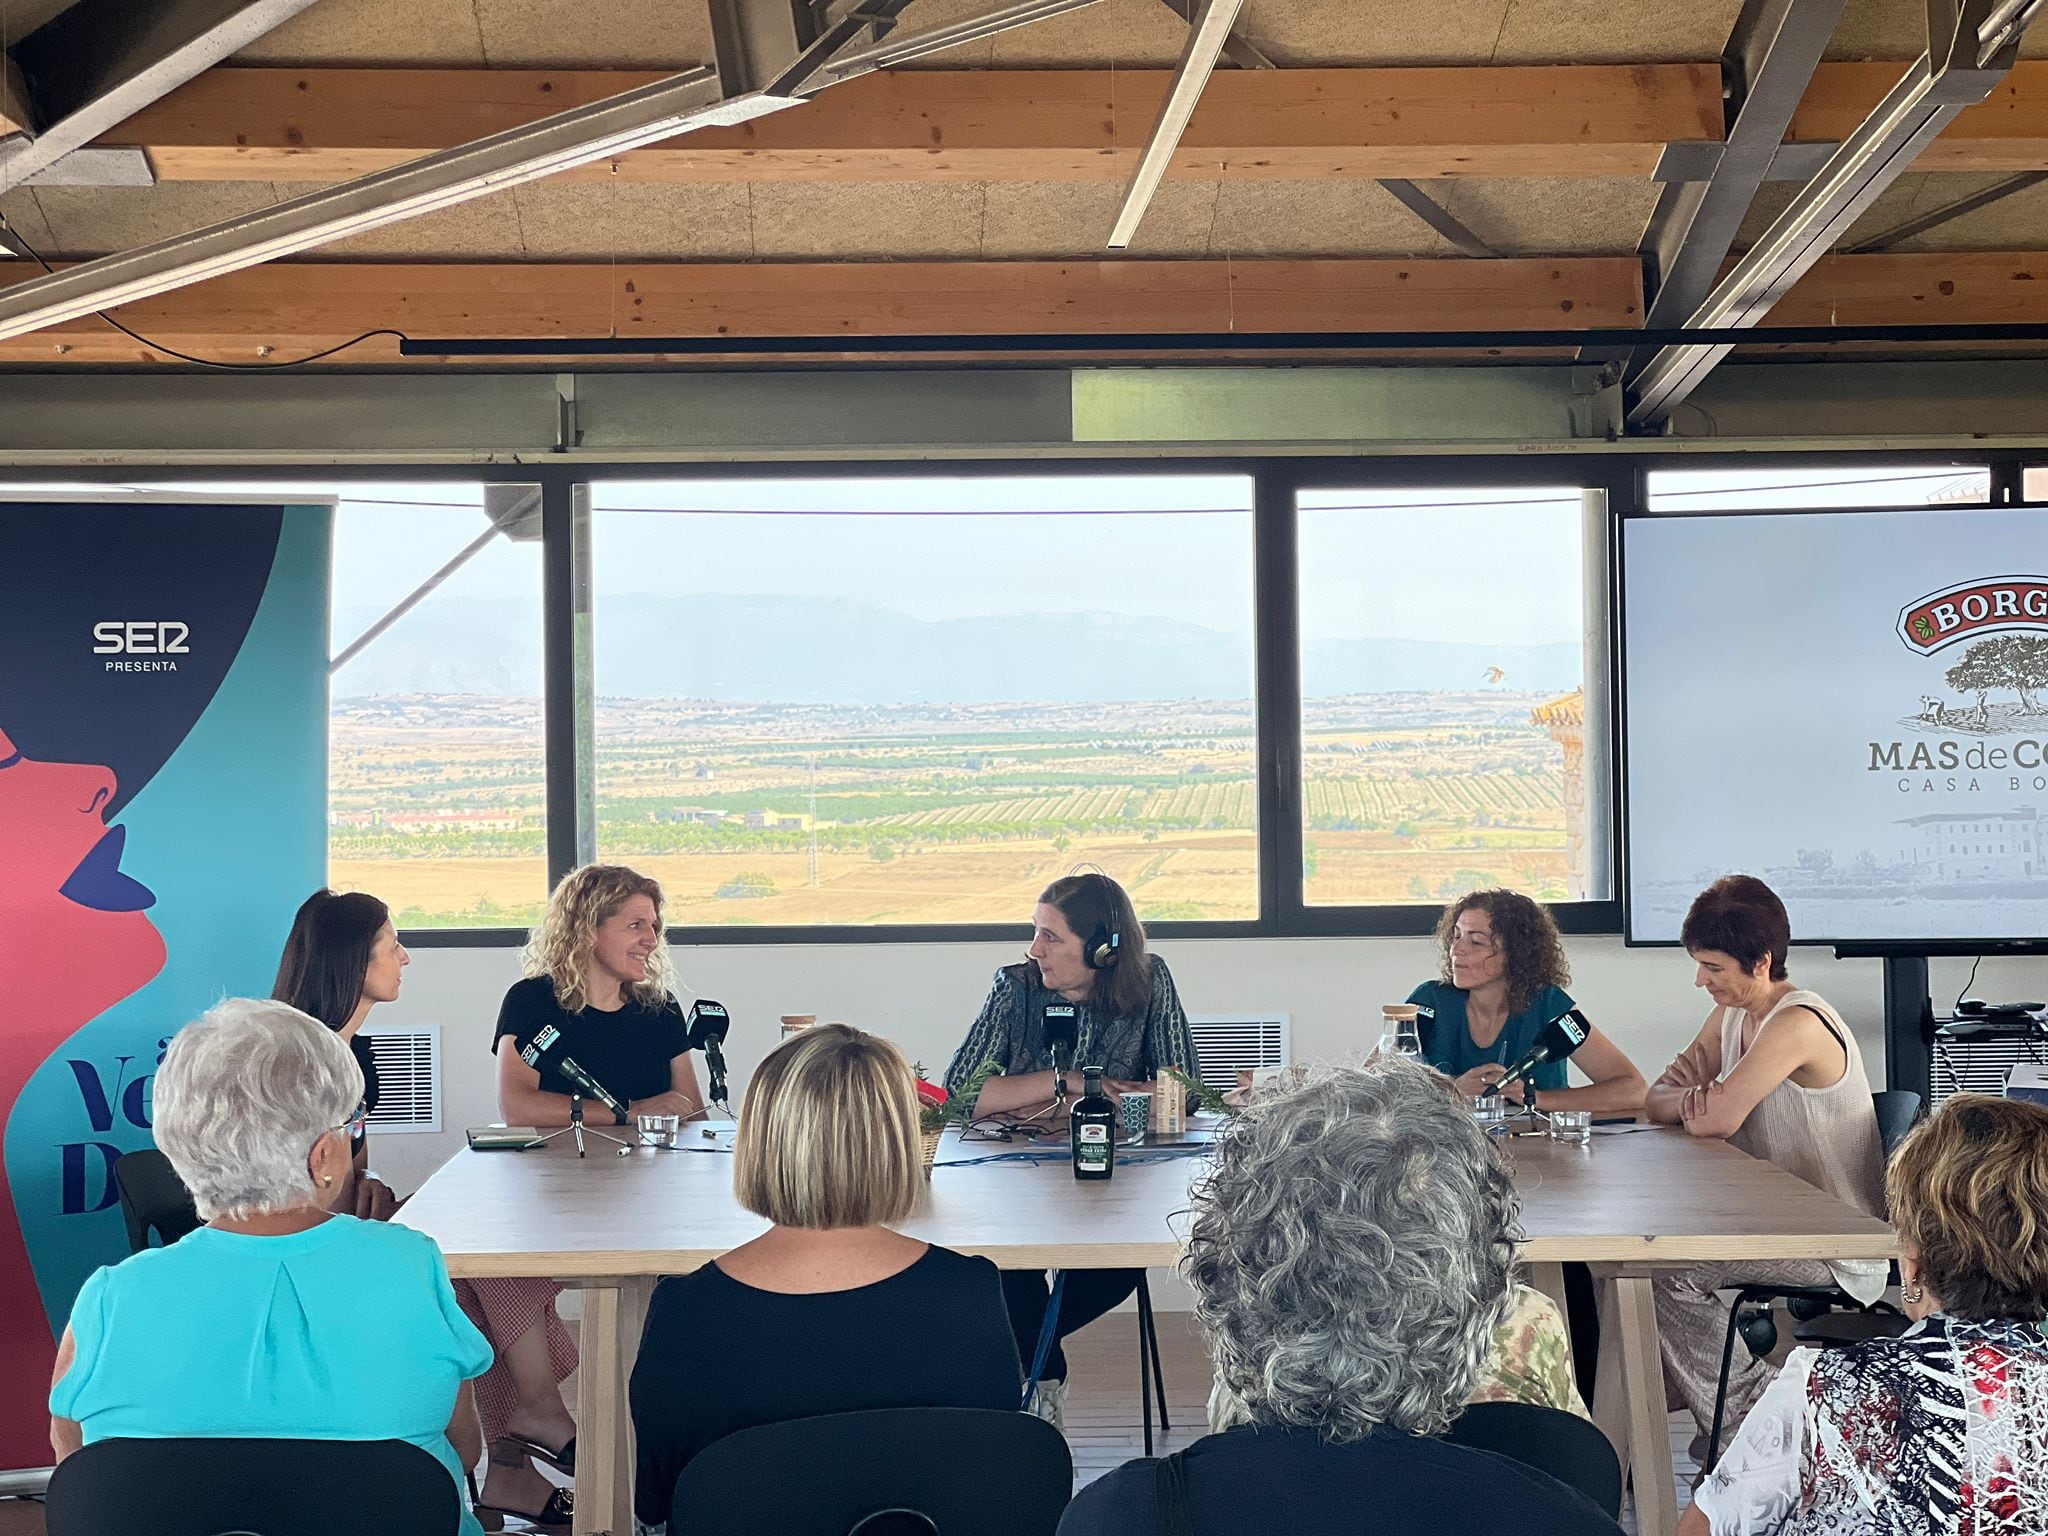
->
xmin=1408 ymin=890 xmax=1646 ymax=1115
xmin=49 ymin=999 xmax=493 ymax=1536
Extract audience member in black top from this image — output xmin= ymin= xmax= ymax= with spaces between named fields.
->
xmin=1057 ymin=1057 xmax=1620 ymax=1536
xmin=630 ymin=1023 xmax=1019 ymax=1530
xmin=494 ymin=863 xmax=706 ymax=1128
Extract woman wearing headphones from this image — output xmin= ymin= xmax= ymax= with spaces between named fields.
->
xmin=942 ymin=871 xmax=1200 ymax=1430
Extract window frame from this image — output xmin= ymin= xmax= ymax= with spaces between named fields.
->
xmin=0 ymin=448 xmax=1997 ymax=946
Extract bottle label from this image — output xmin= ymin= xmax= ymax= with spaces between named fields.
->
xmin=1080 ymin=1123 xmax=1108 ymax=1144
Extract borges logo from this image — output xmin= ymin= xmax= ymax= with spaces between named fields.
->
xmin=93 ymin=620 xmax=188 ymax=673
xmin=1898 ymin=577 xmax=2048 ymax=655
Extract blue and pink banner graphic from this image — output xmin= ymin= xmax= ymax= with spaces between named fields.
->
xmin=0 ymin=496 xmax=329 ymax=1471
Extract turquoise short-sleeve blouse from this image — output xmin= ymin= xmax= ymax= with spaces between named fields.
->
xmin=1406 ymin=980 xmax=1576 ymax=1092
xmin=52 ymin=1215 xmax=492 ymax=1536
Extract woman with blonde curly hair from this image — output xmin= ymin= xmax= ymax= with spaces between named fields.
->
xmin=494 ymin=863 xmax=706 ymax=1129
xmin=1409 ymin=889 xmax=1644 ymax=1114
xmin=477 ymin=864 xmax=710 ymax=1529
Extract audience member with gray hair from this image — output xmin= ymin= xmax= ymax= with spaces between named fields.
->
xmin=1057 ymin=1056 xmax=1619 ymax=1536
xmin=48 ymin=999 xmax=494 ymax=1536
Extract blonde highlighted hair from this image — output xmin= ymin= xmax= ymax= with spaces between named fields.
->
xmin=732 ymin=1023 xmax=925 ymax=1230
xmin=1887 ymin=1092 xmax=2048 ymax=1322
xmin=522 ymin=863 xmax=675 ymax=1015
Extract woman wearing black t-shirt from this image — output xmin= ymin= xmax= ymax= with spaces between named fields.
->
xmin=492 ymin=863 xmax=706 ymax=1127
xmin=630 ymin=1023 xmax=1019 ymax=1531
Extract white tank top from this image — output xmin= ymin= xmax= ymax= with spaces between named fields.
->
xmin=1718 ymin=989 xmax=1889 ymax=1302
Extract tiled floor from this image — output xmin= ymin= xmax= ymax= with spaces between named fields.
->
xmin=0 ymin=1305 xmax=1698 ymax=1534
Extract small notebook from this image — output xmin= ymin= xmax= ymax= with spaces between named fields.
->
xmin=465 ymin=1125 xmax=546 ymax=1151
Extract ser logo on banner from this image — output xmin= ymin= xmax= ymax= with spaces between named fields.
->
xmin=93 ymin=619 xmax=191 ymax=673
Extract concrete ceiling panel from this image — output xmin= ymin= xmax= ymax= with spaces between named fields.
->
xmin=0 ymin=188 xmax=59 ymax=259
xmin=474 ymin=0 xmax=712 ymax=66
xmin=1228 ymin=0 xmax=1510 ymax=65
xmin=1490 ymin=0 xmax=1742 ymax=62
xmin=509 ymin=181 xmax=753 ymax=258
xmin=1876 ymin=173 xmax=2048 ymax=250
xmin=744 ymin=180 xmax=988 ymax=257
xmin=1828 ymin=0 xmax=2048 ymax=59
xmin=233 ymin=0 xmax=490 ymax=63
xmin=24 ymin=180 xmax=280 ymax=256
xmin=977 ymin=178 xmax=1217 ymax=255
xmin=1429 ymin=176 xmax=1659 ymax=254
xmin=1209 ymin=178 xmax=1453 ymax=256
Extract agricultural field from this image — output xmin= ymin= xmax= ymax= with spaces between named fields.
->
xmin=329 ymin=690 xmax=1578 ymax=925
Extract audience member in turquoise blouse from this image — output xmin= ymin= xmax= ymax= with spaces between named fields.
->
xmin=1408 ymin=890 xmax=1645 ymax=1115
xmin=48 ymin=999 xmax=493 ymax=1536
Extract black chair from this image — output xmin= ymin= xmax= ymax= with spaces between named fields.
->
xmin=1444 ymin=1401 xmax=1624 ymax=1518
xmin=668 ymin=1407 xmax=1072 ymax=1536
xmin=1133 ymin=1271 xmax=1172 ymax=1456
xmin=45 ymin=1437 xmax=461 ymax=1536
xmin=1703 ymin=1089 xmax=1922 ymax=1469
xmin=113 ymin=1149 xmax=202 ymax=1253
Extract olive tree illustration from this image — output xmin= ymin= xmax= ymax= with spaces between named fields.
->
xmin=1944 ymin=633 xmax=2048 ymax=717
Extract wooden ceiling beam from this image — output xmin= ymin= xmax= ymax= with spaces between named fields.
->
xmin=95 ymin=64 xmax=1724 ymax=184
xmin=10 ymin=252 xmax=2048 ymax=368
xmin=1796 ymin=60 xmax=2048 ymax=171
xmin=0 ymin=254 xmax=1645 ymax=363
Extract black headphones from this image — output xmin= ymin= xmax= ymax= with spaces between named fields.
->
xmin=1080 ymin=872 xmax=1122 ymax=970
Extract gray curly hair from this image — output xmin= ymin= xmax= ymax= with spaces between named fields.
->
xmin=1185 ymin=1055 xmax=1521 ymax=1440
xmin=154 ymin=998 xmax=363 ymax=1221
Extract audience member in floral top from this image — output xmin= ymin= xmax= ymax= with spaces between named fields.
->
xmin=1687 ymin=1093 xmax=2048 ymax=1536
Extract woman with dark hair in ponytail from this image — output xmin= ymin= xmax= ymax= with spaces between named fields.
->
xmin=273 ymin=889 xmax=408 ymax=1221
xmin=942 ymin=870 xmax=1200 ymax=1430
xmin=276 ymin=890 xmax=578 ymax=1532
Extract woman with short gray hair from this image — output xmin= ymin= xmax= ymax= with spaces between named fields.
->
xmin=48 ymin=999 xmax=494 ymax=1536
xmin=1058 ymin=1057 xmax=1618 ymax=1536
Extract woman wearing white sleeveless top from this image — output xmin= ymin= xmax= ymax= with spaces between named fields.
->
xmin=1645 ymin=875 xmax=1887 ymax=1463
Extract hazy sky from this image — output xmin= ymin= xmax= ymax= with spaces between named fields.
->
xmin=0 ymin=467 xmax=1989 ymax=656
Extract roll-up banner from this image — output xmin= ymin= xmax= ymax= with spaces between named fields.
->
xmin=0 ymin=495 xmax=331 ymax=1473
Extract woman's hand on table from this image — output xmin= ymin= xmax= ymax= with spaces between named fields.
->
xmin=630 ymin=1090 xmax=699 ymax=1122
xmin=352 ymin=1175 xmax=398 ymax=1222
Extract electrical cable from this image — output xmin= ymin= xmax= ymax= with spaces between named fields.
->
xmin=0 ymin=213 xmax=408 ymax=369
xmin=1956 ymin=953 xmax=1983 ymax=1013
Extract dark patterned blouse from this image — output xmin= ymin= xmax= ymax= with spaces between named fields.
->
xmin=942 ymin=954 xmax=1198 ymax=1097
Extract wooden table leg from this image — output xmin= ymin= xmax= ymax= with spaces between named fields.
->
xmin=1590 ymin=1271 xmax=1680 ymax=1536
xmin=572 ymin=1278 xmax=655 ymax=1536
xmin=574 ymin=1283 xmax=622 ymax=1536
xmin=1525 ymin=1261 xmax=1569 ymax=1317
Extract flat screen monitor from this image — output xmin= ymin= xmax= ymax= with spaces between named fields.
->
xmin=1622 ymin=503 xmax=2048 ymax=946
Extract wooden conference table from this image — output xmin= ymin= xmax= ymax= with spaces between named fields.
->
xmin=399 ymin=1123 xmax=1894 ymax=1536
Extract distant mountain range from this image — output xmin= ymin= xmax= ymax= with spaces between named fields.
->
xmin=331 ymin=593 xmax=1580 ymax=702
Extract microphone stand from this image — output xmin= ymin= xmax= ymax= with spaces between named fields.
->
xmin=533 ymin=1092 xmax=635 ymax=1158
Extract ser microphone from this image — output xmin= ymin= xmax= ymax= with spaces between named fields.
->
xmin=1478 ymin=1008 xmax=1592 ymax=1098
xmin=521 ymin=1022 xmax=632 ymax=1123
xmin=686 ymin=1000 xmax=731 ymax=1107
xmin=1042 ymin=1001 xmax=1079 ymax=1100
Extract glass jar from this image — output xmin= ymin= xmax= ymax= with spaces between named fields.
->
xmin=1378 ymin=1003 xmax=1423 ymax=1060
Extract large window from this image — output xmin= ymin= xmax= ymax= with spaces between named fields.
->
xmin=1297 ymin=487 xmax=1599 ymax=907
xmin=589 ymin=475 xmax=1258 ymax=925
xmin=325 ymin=484 xmax=546 ymax=928
xmin=83 ymin=480 xmax=549 ymax=929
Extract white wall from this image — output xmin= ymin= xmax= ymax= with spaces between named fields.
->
xmin=363 ymin=935 xmax=2045 ymax=1198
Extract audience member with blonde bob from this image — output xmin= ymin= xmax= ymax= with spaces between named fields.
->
xmin=49 ymin=1000 xmax=492 ymax=1536
xmin=629 ymin=1023 xmax=1020 ymax=1531
xmin=1687 ymin=1092 xmax=2048 ymax=1536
